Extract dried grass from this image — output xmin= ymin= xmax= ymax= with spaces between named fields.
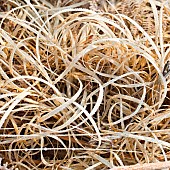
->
xmin=0 ymin=0 xmax=170 ymax=169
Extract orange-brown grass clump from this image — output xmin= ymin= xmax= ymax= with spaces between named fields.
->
xmin=1 ymin=0 xmax=170 ymax=169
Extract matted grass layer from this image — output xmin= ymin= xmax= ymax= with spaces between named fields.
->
xmin=0 ymin=0 xmax=170 ymax=169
